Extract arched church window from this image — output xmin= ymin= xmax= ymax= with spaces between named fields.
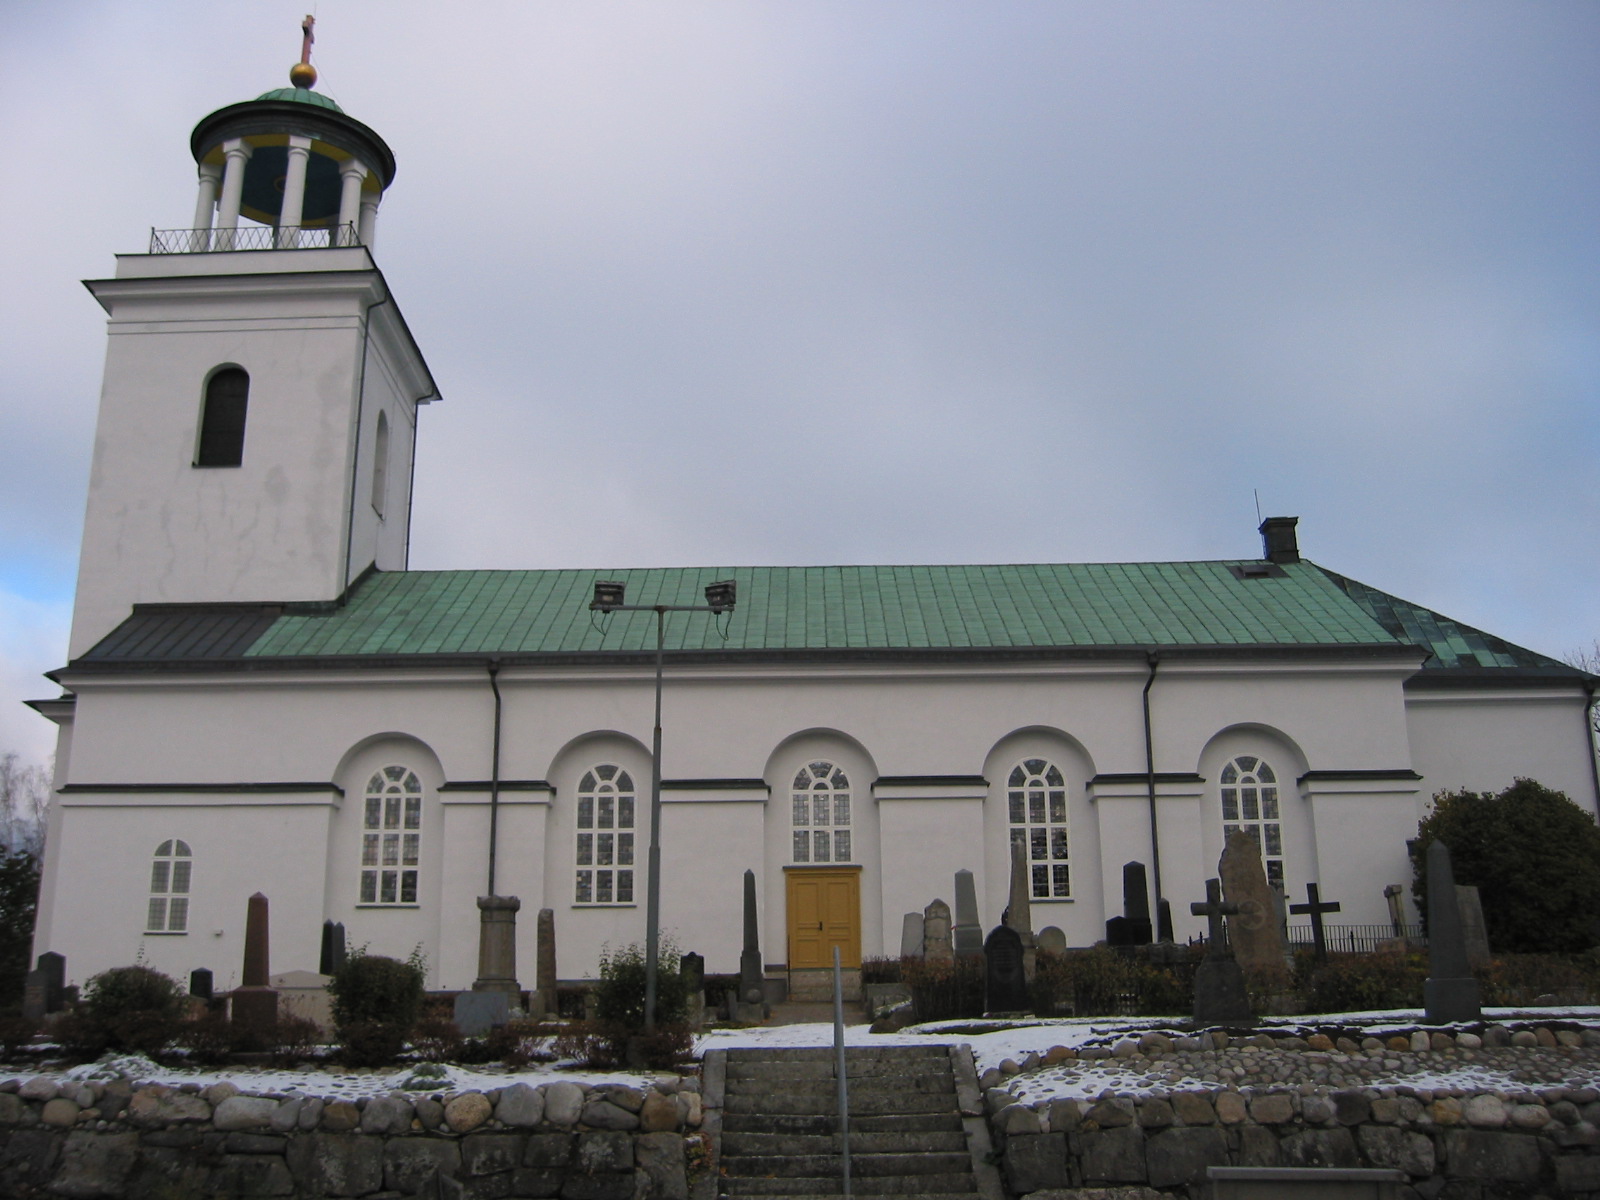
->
xmin=791 ymin=761 xmax=851 ymax=863
xmin=576 ymin=765 xmax=635 ymax=904
xmin=371 ymin=411 xmax=390 ymax=516
xmin=1221 ymin=755 xmax=1283 ymax=888
xmin=1008 ymin=758 xmax=1070 ymax=898
xmin=361 ymin=766 xmax=422 ymax=905
xmin=195 ymin=367 xmax=249 ymax=467
xmin=147 ymin=840 xmax=192 ymax=933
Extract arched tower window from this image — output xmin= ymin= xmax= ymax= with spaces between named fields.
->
xmin=1221 ymin=755 xmax=1283 ymax=888
xmin=1008 ymin=758 xmax=1070 ymax=898
xmin=370 ymin=411 xmax=390 ymax=516
xmin=147 ymin=840 xmax=192 ymax=933
xmin=576 ymin=765 xmax=635 ymax=904
xmin=791 ymin=761 xmax=851 ymax=863
xmin=195 ymin=367 xmax=249 ymax=467
xmin=361 ymin=766 xmax=422 ymax=904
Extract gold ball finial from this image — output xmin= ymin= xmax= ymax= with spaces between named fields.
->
xmin=289 ymin=60 xmax=318 ymax=88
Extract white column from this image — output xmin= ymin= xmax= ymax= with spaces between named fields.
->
xmin=358 ymin=193 xmax=382 ymax=250
xmin=190 ymin=163 xmax=222 ymax=250
xmin=215 ymin=139 xmax=253 ymax=249
xmin=336 ymin=160 xmax=368 ymax=247
xmin=277 ymin=135 xmax=314 ymax=248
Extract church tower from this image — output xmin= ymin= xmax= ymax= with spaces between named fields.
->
xmin=68 ymin=19 xmax=439 ymax=658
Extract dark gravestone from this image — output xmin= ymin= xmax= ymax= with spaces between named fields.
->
xmin=319 ymin=921 xmax=346 ymax=976
xmin=454 ymin=990 xmax=510 ymax=1037
xmin=1190 ymin=878 xmax=1252 ymax=1025
xmin=535 ymin=908 xmax=557 ymax=1018
xmin=953 ymin=869 xmax=984 ymax=958
xmin=22 ymin=952 xmax=64 ymax=1020
xmin=232 ymin=892 xmax=278 ymax=1033
xmin=1456 ymin=885 xmax=1492 ymax=970
xmin=1290 ymin=882 xmax=1342 ymax=962
xmin=1107 ymin=862 xmax=1154 ymax=947
xmin=984 ymin=924 xmax=1029 ymax=1015
xmin=1156 ymin=898 xmax=1174 ymax=944
xmin=1424 ymin=841 xmax=1482 ymax=1023
xmin=681 ymin=951 xmax=706 ymax=1029
xmin=736 ymin=870 xmax=765 ymax=1023
xmin=189 ymin=969 xmax=214 ymax=1001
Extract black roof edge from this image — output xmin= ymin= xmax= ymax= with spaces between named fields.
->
xmin=53 ymin=641 xmax=1429 ymax=678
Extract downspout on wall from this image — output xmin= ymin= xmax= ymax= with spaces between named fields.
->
xmin=486 ymin=659 xmax=503 ymax=896
xmin=1143 ymin=651 xmax=1169 ymax=940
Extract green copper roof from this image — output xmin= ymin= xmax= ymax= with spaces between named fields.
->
xmin=242 ymin=560 xmax=1403 ymax=659
xmin=254 ymin=87 xmax=345 ymax=113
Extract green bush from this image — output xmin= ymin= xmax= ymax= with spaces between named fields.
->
xmin=1303 ymin=952 xmax=1428 ymax=1013
xmin=327 ymin=950 xmax=424 ymax=1065
xmin=900 ymin=954 xmax=985 ymax=1021
xmin=63 ymin=964 xmax=187 ymax=1058
xmin=595 ymin=941 xmax=689 ymax=1029
xmin=1411 ymin=779 xmax=1600 ymax=954
xmin=1476 ymin=953 xmax=1600 ymax=1006
xmin=1031 ymin=947 xmax=1193 ymax=1018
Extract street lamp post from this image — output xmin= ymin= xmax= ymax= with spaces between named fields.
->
xmin=591 ymin=577 xmax=736 ymax=1028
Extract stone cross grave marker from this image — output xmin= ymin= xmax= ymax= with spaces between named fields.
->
xmin=953 ymin=869 xmax=984 ymax=957
xmin=1219 ymin=829 xmax=1289 ymax=979
xmin=1290 ymin=882 xmax=1342 ymax=962
xmin=983 ymin=924 xmax=1029 ymax=1015
xmin=1424 ymin=840 xmax=1482 ymax=1024
xmin=923 ymin=898 xmax=953 ymax=961
xmin=1190 ymin=877 xmax=1252 ymax=1025
xmin=900 ymin=912 xmax=925 ymax=959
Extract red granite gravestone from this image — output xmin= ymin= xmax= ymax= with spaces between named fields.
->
xmin=231 ymin=892 xmax=278 ymax=1033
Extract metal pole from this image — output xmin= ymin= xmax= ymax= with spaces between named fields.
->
xmin=834 ymin=945 xmax=851 ymax=1200
xmin=644 ymin=607 xmax=666 ymax=1029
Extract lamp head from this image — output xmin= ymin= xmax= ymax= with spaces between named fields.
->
xmin=704 ymin=579 xmax=737 ymax=613
xmin=590 ymin=580 xmax=626 ymax=612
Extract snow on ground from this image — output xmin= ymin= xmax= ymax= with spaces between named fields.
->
xmin=9 ymin=1007 xmax=1600 ymax=1102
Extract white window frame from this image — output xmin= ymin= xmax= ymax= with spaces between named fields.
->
xmin=1007 ymin=758 xmax=1070 ymax=899
xmin=575 ymin=765 xmax=636 ymax=905
xmin=791 ymin=760 xmax=852 ymax=864
xmin=1221 ymin=754 xmax=1284 ymax=889
xmin=360 ymin=765 xmax=423 ymax=905
xmin=147 ymin=839 xmax=192 ymax=933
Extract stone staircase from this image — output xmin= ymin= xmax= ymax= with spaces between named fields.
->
xmin=704 ymin=1045 xmax=1003 ymax=1200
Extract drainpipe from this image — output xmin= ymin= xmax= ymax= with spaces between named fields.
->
xmin=487 ymin=659 xmax=504 ymax=896
xmin=1585 ymin=681 xmax=1600 ymax=817
xmin=1142 ymin=651 xmax=1167 ymax=938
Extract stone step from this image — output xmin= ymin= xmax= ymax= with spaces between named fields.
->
xmin=721 ymin=1113 xmax=965 ymax=1136
xmin=724 ymin=1076 xmax=954 ymax=1099
xmin=727 ymin=1059 xmax=954 ymax=1081
xmin=722 ymin=1173 xmax=977 ymax=1195
xmin=724 ymin=1091 xmax=956 ymax=1116
xmin=722 ymin=1195 xmax=983 ymax=1200
xmin=724 ymin=1153 xmax=973 ymax=1179
xmin=725 ymin=1046 xmax=949 ymax=1063
xmin=723 ymin=1131 xmax=968 ymax=1157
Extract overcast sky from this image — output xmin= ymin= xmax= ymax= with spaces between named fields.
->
xmin=2 ymin=1 xmax=1596 ymax=766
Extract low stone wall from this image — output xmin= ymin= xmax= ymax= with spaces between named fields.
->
xmin=987 ymin=1024 xmax=1600 ymax=1198
xmin=0 ymin=1073 xmax=710 ymax=1199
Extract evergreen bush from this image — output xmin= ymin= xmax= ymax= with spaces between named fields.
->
xmin=64 ymin=964 xmax=187 ymax=1058
xmin=327 ymin=950 xmax=424 ymax=1065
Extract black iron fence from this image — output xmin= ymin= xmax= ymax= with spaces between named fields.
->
xmin=149 ymin=224 xmax=360 ymax=253
xmin=1287 ymin=923 xmax=1425 ymax=954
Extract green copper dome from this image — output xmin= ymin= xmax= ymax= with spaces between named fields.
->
xmin=253 ymin=86 xmax=345 ymax=114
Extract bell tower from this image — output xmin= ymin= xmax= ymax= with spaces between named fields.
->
xmin=69 ymin=20 xmax=439 ymax=658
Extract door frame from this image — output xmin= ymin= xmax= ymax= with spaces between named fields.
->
xmin=783 ymin=865 xmax=862 ymax=970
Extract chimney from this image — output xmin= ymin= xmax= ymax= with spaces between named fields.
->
xmin=1259 ymin=516 xmax=1300 ymax=564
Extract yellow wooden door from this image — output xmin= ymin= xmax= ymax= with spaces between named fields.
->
xmin=786 ymin=868 xmax=861 ymax=969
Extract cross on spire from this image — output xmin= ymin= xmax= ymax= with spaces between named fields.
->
xmin=1190 ymin=877 xmax=1239 ymax=954
xmin=301 ymin=15 xmax=316 ymax=65
xmin=1290 ymin=881 xmax=1342 ymax=961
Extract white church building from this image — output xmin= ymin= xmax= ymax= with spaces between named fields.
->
xmin=28 ymin=62 xmax=1599 ymax=998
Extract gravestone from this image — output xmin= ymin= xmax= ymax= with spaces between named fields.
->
xmin=231 ymin=892 xmax=278 ymax=1033
xmin=1036 ymin=926 xmax=1067 ymax=955
xmin=1424 ymin=840 xmax=1482 ymax=1023
xmin=1190 ymin=877 xmax=1252 ymax=1025
xmin=681 ymin=951 xmax=706 ymax=1028
xmin=472 ymin=894 xmax=522 ymax=996
xmin=1218 ymin=831 xmax=1289 ymax=982
xmin=454 ymin=991 xmax=511 ymax=1037
xmin=22 ymin=952 xmax=64 ymax=1020
xmin=983 ymin=924 xmax=1029 ymax=1015
xmin=1456 ymin=885 xmax=1492 ymax=970
xmin=953 ymin=869 xmax=984 ymax=957
xmin=1005 ymin=840 xmax=1038 ymax=980
xmin=318 ymin=921 xmax=346 ymax=976
xmin=535 ymin=908 xmax=557 ymax=1017
xmin=1289 ymin=882 xmax=1342 ymax=962
xmin=1106 ymin=861 xmax=1153 ymax=946
xmin=189 ymin=968 xmax=214 ymax=1002
xmin=736 ymin=869 xmax=766 ymax=1023
xmin=271 ymin=970 xmax=334 ymax=1033
xmin=1156 ymin=898 xmax=1174 ymax=944
xmin=900 ymin=912 xmax=925 ymax=959
xmin=1384 ymin=884 xmax=1407 ymax=938
xmin=923 ymin=898 xmax=953 ymax=961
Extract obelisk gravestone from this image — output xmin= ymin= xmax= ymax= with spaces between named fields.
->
xmin=953 ymin=869 xmax=984 ymax=957
xmin=1424 ymin=841 xmax=1482 ymax=1023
